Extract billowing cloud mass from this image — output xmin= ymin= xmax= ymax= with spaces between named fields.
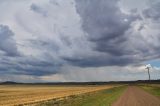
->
xmin=0 ymin=0 xmax=160 ymax=82
xmin=70 ymin=0 xmax=160 ymax=67
xmin=0 ymin=25 xmax=19 ymax=56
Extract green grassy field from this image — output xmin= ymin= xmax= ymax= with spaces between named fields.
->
xmin=140 ymin=85 xmax=160 ymax=97
xmin=33 ymin=86 xmax=126 ymax=106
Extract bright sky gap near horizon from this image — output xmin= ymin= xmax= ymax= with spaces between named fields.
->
xmin=0 ymin=0 xmax=160 ymax=82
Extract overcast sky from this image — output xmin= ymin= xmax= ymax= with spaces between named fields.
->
xmin=0 ymin=0 xmax=160 ymax=82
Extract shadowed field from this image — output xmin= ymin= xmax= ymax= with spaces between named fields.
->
xmin=0 ymin=84 xmax=116 ymax=106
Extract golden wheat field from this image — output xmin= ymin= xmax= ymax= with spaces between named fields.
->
xmin=0 ymin=84 xmax=115 ymax=106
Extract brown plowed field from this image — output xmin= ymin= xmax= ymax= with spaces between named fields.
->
xmin=112 ymin=86 xmax=160 ymax=106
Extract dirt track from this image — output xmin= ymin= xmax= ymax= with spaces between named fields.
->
xmin=112 ymin=86 xmax=160 ymax=106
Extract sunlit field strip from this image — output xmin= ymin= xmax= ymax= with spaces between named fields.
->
xmin=0 ymin=85 xmax=117 ymax=106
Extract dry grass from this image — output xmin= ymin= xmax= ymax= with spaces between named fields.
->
xmin=149 ymin=84 xmax=160 ymax=87
xmin=0 ymin=85 xmax=115 ymax=106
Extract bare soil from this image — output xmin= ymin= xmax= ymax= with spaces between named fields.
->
xmin=112 ymin=86 xmax=160 ymax=106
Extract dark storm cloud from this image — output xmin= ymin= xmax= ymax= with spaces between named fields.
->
xmin=75 ymin=0 xmax=139 ymax=54
xmin=0 ymin=24 xmax=62 ymax=76
xmin=0 ymin=55 xmax=61 ymax=76
xmin=1 ymin=0 xmax=160 ymax=82
xmin=0 ymin=25 xmax=19 ymax=56
xmin=76 ymin=0 xmax=129 ymax=41
xmin=63 ymin=55 xmax=135 ymax=67
xmin=61 ymin=0 xmax=160 ymax=67
xmin=63 ymin=0 xmax=139 ymax=66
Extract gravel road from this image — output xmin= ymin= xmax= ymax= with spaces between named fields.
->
xmin=112 ymin=86 xmax=160 ymax=106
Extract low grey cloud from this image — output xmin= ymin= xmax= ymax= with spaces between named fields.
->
xmin=0 ymin=25 xmax=19 ymax=56
xmin=0 ymin=55 xmax=62 ymax=76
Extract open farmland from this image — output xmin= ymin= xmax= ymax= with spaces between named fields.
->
xmin=0 ymin=84 xmax=116 ymax=106
xmin=32 ymin=84 xmax=160 ymax=106
xmin=0 ymin=83 xmax=160 ymax=106
xmin=33 ymin=86 xmax=126 ymax=106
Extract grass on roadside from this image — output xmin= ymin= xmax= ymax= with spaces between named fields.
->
xmin=140 ymin=85 xmax=160 ymax=97
xmin=34 ymin=86 xmax=126 ymax=106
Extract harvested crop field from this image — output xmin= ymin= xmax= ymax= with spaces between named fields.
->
xmin=33 ymin=86 xmax=126 ymax=106
xmin=0 ymin=85 xmax=115 ymax=106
